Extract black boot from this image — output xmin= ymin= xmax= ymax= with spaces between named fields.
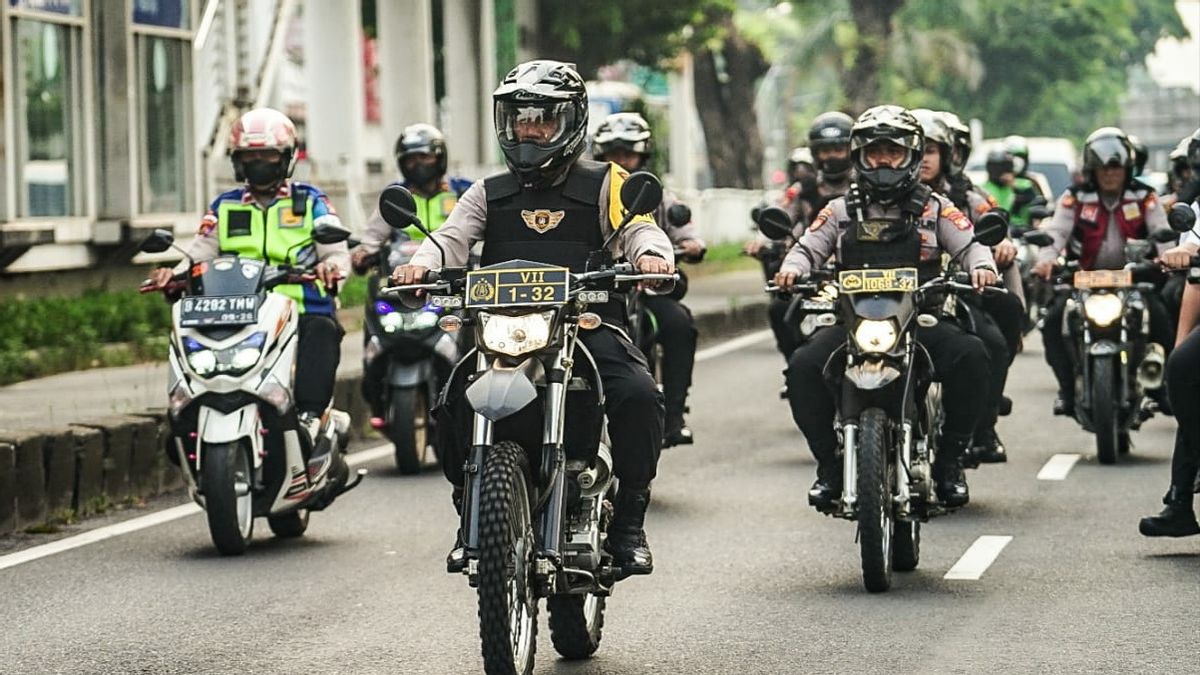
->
xmin=663 ymin=410 xmax=694 ymax=448
xmin=933 ymin=437 xmax=970 ymax=508
xmin=972 ymin=427 xmax=1008 ymax=464
xmin=447 ymin=486 xmax=467 ymax=573
xmin=1053 ymin=393 xmax=1074 ymax=417
xmin=1138 ymin=486 xmax=1200 ymax=537
xmin=808 ymin=458 xmax=842 ymax=510
xmin=607 ymin=487 xmax=653 ymax=575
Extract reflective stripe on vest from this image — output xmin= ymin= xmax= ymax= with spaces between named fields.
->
xmin=216 ymin=196 xmax=331 ymax=314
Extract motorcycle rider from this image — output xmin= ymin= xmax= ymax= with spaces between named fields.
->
xmin=353 ymin=123 xmax=471 ymax=429
xmin=914 ymin=109 xmax=1023 ymax=464
xmin=775 ymin=105 xmax=998 ymax=509
xmin=1033 ymin=127 xmax=1177 ymax=417
xmin=147 ymin=108 xmax=349 ymax=474
xmin=982 ymin=149 xmax=1041 ymax=232
xmin=592 ymin=112 xmax=705 ymax=447
xmin=1003 ymin=134 xmax=1048 ymax=200
xmin=391 ymin=60 xmax=673 ymax=575
xmin=1141 ymin=128 xmax=1200 ymax=537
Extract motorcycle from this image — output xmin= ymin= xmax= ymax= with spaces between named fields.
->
xmin=1014 ymin=198 xmax=1055 ymax=334
xmin=137 ymin=226 xmax=365 ymax=556
xmin=378 ymin=173 xmax=676 ymax=674
xmin=1023 ymin=226 xmax=1178 ymax=464
xmin=358 ymin=233 xmax=460 ymax=473
xmin=759 ymin=205 xmax=1008 ymax=593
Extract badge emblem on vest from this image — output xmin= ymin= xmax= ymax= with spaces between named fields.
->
xmin=469 ymin=278 xmax=496 ymax=304
xmin=521 ymin=209 xmax=566 ymax=234
xmin=857 ymin=219 xmax=891 ymax=242
xmin=1121 ymin=202 xmax=1141 ymax=221
xmin=280 ymin=209 xmax=303 ymax=227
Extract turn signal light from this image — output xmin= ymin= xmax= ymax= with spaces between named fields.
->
xmin=438 ymin=315 xmax=463 ymax=332
xmin=577 ymin=312 xmax=602 ymax=330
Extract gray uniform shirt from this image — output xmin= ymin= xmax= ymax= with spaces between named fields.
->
xmin=1038 ymin=186 xmax=1170 ymax=269
xmin=780 ymin=192 xmax=996 ymax=277
xmin=656 ymin=191 xmax=705 ymax=249
xmin=409 ymin=174 xmax=673 ymax=270
xmin=938 ymin=177 xmax=1025 ymax=306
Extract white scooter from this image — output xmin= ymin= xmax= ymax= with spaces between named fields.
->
xmin=139 ymin=227 xmax=365 ymax=555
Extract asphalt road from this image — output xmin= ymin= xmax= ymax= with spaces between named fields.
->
xmin=1 ymin=334 xmax=1197 ymax=674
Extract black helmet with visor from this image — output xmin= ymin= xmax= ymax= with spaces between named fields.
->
xmin=1082 ymin=127 xmax=1133 ymax=184
xmin=808 ymin=111 xmax=854 ymax=179
xmin=985 ymin=149 xmax=1013 ymax=184
xmin=493 ymin=60 xmax=588 ymax=188
xmin=592 ymin=112 xmax=653 ymax=166
xmin=850 ymin=105 xmax=924 ymax=204
xmin=394 ymin=123 xmax=448 ymax=186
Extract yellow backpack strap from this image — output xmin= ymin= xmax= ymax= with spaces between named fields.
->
xmin=606 ymin=163 xmax=656 ymax=231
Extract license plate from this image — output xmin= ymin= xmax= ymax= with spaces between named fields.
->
xmin=1074 ymin=269 xmax=1131 ymax=289
xmin=179 ymin=295 xmax=260 ymax=327
xmin=838 ymin=267 xmax=919 ymax=294
xmin=465 ymin=267 xmax=569 ymax=307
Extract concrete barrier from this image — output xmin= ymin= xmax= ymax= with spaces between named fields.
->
xmin=71 ymin=426 xmax=106 ymax=517
xmin=3 ymin=431 xmax=48 ymax=530
xmin=0 ymin=443 xmax=14 ymax=533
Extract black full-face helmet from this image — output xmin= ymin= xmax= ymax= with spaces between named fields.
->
xmin=1082 ymin=127 xmax=1133 ymax=184
xmin=807 ymin=111 xmax=854 ymax=179
xmin=985 ymin=149 xmax=1013 ymax=184
xmin=394 ymin=123 xmax=448 ymax=185
xmin=592 ymin=112 xmax=653 ymax=168
xmin=911 ymin=108 xmax=953 ymax=178
xmin=493 ymin=60 xmax=589 ymax=188
xmin=850 ymin=105 xmax=924 ymax=204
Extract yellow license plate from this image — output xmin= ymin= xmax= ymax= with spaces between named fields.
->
xmin=1074 ymin=269 xmax=1131 ymax=289
xmin=466 ymin=266 xmax=570 ymax=307
xmin=838 ymin=268 xmax=919 ymax=294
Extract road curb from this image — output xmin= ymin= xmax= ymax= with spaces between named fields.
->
xmin=0 ymin=300 xmax=767 ymax=537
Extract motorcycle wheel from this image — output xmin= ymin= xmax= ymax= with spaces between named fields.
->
xmin=857 ymin=408 xmax=894 ymax=593
xmin=388 ymin=387 xmax=429 ymax=475
xmin=1091 ymin=358 xmax=1120 ymax=465
xmin=477 ymin=441 xmax=538 ymax=675
xmin=202 ymin=442 xmax=254 ymax=556
xmin=547 ymin=593 xmax=606 ymax=659
xmin=267 ymin=509 xmax=309 ymax=538
xmin=892 ymin=520 xmax=920 ymax=572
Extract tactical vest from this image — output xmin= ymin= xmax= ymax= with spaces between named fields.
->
xmin=1070 ymin=187 xmax=1149 ymax=270
xmin=838 ymin=184 xmax=936 ymax=281
xmin=481 ymin=160 xmax=625 ymax=322
xmin=399 ymin=189 xmax=459 ymax=241
xmin=216 ymin=187 xmax=332 ymax=315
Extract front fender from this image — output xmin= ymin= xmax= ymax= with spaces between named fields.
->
xmin=197 ymin=404 xmax=262 ymax=468
xmin=466 ymin=365 xmax=539 ymax=422
xmin=388 ymin=360 xmax=434 ymax=387
xmin=1088 ymin=340 xmax=1122 ymax=356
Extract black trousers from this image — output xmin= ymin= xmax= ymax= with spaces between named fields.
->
xmin=968 ymin=291 xmax=1024 ymax=431
xmin=1167 ymin=328 xmax=1200 ymax=487
xmin=785 ymin=321 xmax=990 ymax=464
xmin=437 ymin=327 xmax=664 ymax=491
xmin=642 ymin=295 xmax=698 ymax=418
xmin=1042 ymin=292 xmax=1173 ymax=398
xmin=295 ymin=314 xmax=343 ymax=415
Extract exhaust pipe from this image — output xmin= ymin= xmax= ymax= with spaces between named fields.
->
xmin=577 ymin=443 xmax=613 ymax=497
xmin=1138 ymin=342 xmax=1166 ymax=391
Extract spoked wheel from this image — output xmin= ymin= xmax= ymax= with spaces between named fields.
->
xmin=892 ymin=520 xmax=921 ymax=572
xmin=857 ymin=408 xmax=893 ymax=593
xmin=1091 ymin=358 xmax=1120 ymax=465
xmin=547 ymin=593 xmax=606 ymax=660
xmin=267 ymin=509 xmax=309 ymax=538
xmin=476 ymin=441 xmax=538 ymax=675
xmin=202 ymin=442 xmax=254 ymax=556
xmin=389 ymin=387 xmax=430 ymax=475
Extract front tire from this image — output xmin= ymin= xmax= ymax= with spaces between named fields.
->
xmin=389 ymin=387 xmax=429 ymax=475
xmin=202 ymin=442 xmax=254 ymax=556
xmin=547 ymin=593 xmax=606 ymax=660
xmin=1091 ymin=358 xmax=1119 ymax=465
xmin=857 ymin=408 xmax=893 ymax=593
xmin=476 ymin=441 xmax=538 ymax=675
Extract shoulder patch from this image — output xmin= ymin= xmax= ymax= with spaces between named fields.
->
xmin=197 ymin=212 xmax=218 ymax=237
xmin=1144 ymin=193 xmax=1158 ymax=210
xmin=809 ymin=205 xmax=833 ymax=231
xmin=941 ymin=204 xmax=972 ymax=231
xmin=784 ymin=185 xmax=799 ymax=204
xmin=974 ymin=201 xmax=991 ymax=217
xmin=1061 ymin=193 xmax=1076 ymax=208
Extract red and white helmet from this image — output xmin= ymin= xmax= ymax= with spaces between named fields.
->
xmin=229 ymin=108 xmax=298 ymax=181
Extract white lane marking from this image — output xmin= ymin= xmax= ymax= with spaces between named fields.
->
xmin=944 ymin=535 xmax=1013 ymax=580
xmin=1037 ymin=453 xmax=1081 ymax=481
xmin=695 ymin=329 xmax=773 ymax=362
xmin=0 ymin=443 xmax=393 ymax=572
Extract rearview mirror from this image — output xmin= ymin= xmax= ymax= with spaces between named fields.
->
xmin=973 ymin=211 xmax=1008 ymax=247
xmin=379 ymin=184 xmax=423 ymax=232
xmin=1168 ymin=202 xmax=1197 ymax=233
xmin=139 ymin=228 xmax=175 ymax=254
xmin=756 ymin=206 xmax=794 ymax=241
xmin=312 ymin=221 xmax=351 ymax=245
xmin=666 ymin=203 xmax=692 ymax=227
xmin=1022 ymin=230 xmax=1055 ymax=247
xmin=619 ymin=171 xmax=663 ymax=216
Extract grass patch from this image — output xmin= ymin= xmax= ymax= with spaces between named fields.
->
xmin=687 ymin=241 xmax=758 ymax=278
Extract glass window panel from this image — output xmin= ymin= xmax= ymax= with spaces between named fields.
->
xmin=132 ymin=0 xmax=190 ymax=29
xmin=8 ymin=0 xmax=83 ymax=17
xmin=14 ymin=19 xmax=78 ymax=217
xmin=138 ymin=35 xmax=190 ymax=213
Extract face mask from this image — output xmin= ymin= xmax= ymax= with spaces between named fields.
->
xmin=401 ymin=161 xmax=441 ymax=187
xmin=821 ymin=156 xmax=852 ymax=177
xmin=242 ymin=160 xmax=285 ymax=189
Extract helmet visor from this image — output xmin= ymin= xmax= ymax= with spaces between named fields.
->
xmin=1086 ymin=136 xmax=1131 ymax=169
xmin=495 ymin=100 xmax=578 ymax=148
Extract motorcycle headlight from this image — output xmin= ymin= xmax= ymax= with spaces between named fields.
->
xmin=479 ymin=311 xmax=555 ymax=356
xmin=1083 ymin=293 xmax=1123 ymax=328
xmin=380 ymin=312 xmax=404 ymax=333
xmin=408 ymin=311 xmax=440 ymax=331
xmin=186 ymin=349 xmax=217 ymax=376
xmin=853 ymin=319 xmax=898 ymax=353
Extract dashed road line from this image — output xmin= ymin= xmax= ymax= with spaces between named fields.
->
xmin=944 ymin=535 xmax=1013 ymax=580
xmin=1037 ymin=453 xmax=1082 ymax=481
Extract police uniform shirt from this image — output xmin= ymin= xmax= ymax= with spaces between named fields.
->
xmin=656 ymin=191 xmax=706 ymax=249
xmin=1038 ymin=186 xmax=1170 ymax=270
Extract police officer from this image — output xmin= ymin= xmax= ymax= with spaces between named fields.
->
xmin=392 ymin=60 xmax=673 ymax=575
xmin=148 ymin=108 xmax=350 ymax=476
xmin=914 ymin=109 xmax=1023 ymax=463
xmin=354 ymin=123 xmax=471 ymax=429
xmin=775 ymin=105 xmax=998 ymax=508
xmin=1033 ymin=127 xmax=1176 ymax=416
xmin=593 ymin=112 xmax=705 ymax=447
